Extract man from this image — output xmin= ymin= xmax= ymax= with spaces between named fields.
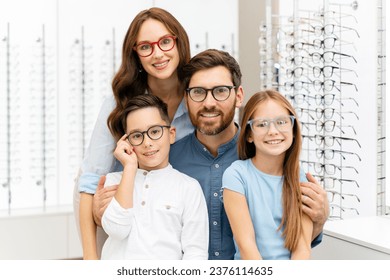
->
xmin=92 ymin=49 xmax=329 ymax=259
xmin=169 ymin=49 xmax=328 ymax=259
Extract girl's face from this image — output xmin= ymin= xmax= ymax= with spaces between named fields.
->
xmin=136 ymin=18 xmax=180 ymax=81
xmin=247 ymin=99 xmax=294 ymax=161
xmin=126 ymin=107 xmax=176 ymax=171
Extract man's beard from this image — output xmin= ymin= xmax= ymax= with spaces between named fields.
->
xmin=189 ymin=103 xmax=236 ymax=136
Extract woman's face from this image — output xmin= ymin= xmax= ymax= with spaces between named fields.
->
xmin=136 ymin=18 xmax=180 ymax=81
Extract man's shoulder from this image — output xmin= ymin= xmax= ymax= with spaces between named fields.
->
xmin=170 ymin=133 xmax=195 ymax=163
xmin=171 ymin=133 xmax=193 ymax=149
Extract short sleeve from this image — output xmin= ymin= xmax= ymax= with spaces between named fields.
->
xmin=222 ymin=161 xmax=246 ymax=196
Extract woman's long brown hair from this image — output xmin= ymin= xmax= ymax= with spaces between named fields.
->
xmin=107 ymin=7 xmax=191 ymax=140
xmin=238 ymin=89 xmax=303 ymax=252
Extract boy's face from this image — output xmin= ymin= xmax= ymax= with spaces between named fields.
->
xmin=125 ymin=107 xmax=176 ymax=171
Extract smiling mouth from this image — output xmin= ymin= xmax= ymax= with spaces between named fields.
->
xmin=143 ymin=150 xmax=158 ymax=156
xmin=153 ymin=61 xmax=168 ymax=68
xmin=265 ymin=140 xmax=283 ymax=145
xmin=200 ymin=112 xmax=220 ymax=118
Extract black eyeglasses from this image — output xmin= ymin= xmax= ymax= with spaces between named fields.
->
xmin=283 ymin=81 xmax=311 ymax=92
xmin=300 ymin=159 xmax=359 ymax=175
xmin=311 ymin=51 xmax=357 ymax=64
xmin=285 ymin=93 xmax=311 ymax=105
xmin=286 ymin=42 xmax=315 ymax=53
xmin=315 ymin=148 xmax=362 ymax=161
xmin=327 ymin=190 xmax=361 ymax=203
xmin=127 ymin=125 xmax=170 ymax=146
xmin=296 ymin=107 xmax=341 ymax=119
xmin=301 ymin=120 xmax=336 ymax=132
xmin=300 ymin=160 xmax=341 ymax=175
xmin=310 ymin=23 xmax=360 ymax=38
xmin=312 ymin=65 xmax=358 ymax=78
xmin=312 ymin=79 xmax=358 ymax=92
xmin=313 ymin=175 xmax=360 ymax=189
xmin=314 ymin=134 xmax=361 ymax=148
xmin=133 ymin=35 xmax=176 ymax=57
xmin=186 ymin=85 xmax=236 ymax=102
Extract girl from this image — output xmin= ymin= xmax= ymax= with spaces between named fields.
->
xmin=76 ymin=7 xmax=194 ymax=259
xmin=222 ymin=90 xmax=313 ymax=260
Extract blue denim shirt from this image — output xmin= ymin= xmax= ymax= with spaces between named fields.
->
xmin=78 ymin=95 xmax=194 ymax=194
xmin=169 ymin=129 xmax=239 ymax=260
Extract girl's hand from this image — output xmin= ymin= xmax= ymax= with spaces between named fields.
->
xmin=113 ymin=134 xmax=138 ymax=169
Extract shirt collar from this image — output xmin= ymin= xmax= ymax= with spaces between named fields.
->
xmin=137 ymin=164 xmax=173 ymax=176
xmin=190 ymin=123 xmax=240 ymax=159
xmin=173 ymin=98 xmax=187 ymax=119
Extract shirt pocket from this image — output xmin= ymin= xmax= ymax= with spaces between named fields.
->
xmin=154 ymin=202 xmax=183 ymax=230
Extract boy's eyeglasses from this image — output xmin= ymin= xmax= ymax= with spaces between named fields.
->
xmin=248 ymin=115 xmax=295 ymax=134
xmin=134 ymin=35 xmax=176 ymax=57
xmin=186 ymin=85 xmax=236 ymax=102
xmin=127 ymin=125 xmax=171 ymax=146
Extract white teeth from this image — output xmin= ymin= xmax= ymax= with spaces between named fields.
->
xmin=154 ymin=61 xmax=168 ymax=67
xmin=266 ymin=140 xmax=282 ymax=144
xmin=201 ymin=113 xmax=219 ymax=117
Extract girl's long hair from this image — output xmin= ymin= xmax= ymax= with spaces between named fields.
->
xmin=238 ymin=89 xmax=303 ymax=251
xmin=107 ymin=7 xmax=190 ymax=139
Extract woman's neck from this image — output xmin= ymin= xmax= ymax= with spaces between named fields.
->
xmin=147 ymin=75 xmax=183 ymax=121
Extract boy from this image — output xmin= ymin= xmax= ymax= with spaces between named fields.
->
xmin=100 ymin=94 xmax=208 ymax=259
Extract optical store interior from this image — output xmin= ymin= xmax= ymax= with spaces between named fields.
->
xmin=0 ymin=0 xmax=388 ymax=259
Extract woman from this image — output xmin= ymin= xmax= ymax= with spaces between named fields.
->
xmin=75 ymin=7 xmax=194 ymax=259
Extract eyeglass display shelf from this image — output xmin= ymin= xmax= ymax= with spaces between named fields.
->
xmin=312 ymin=215 xmax=390 ymax=259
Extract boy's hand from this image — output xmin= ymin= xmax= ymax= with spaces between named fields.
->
xmin=113 ymin=134 xmax=138 ymax=168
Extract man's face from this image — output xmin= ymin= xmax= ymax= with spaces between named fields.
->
xmin=186 ymin=66 xmax=243 ymax=135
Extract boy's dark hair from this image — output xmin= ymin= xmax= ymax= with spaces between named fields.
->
xmin=179 ymin=49 xmax=242 ymax=89
xmin=109 ymin=94 xmax=170 ymax=141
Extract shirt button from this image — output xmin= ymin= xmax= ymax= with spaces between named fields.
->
xmin=203 ymin=147 xmax=207 ymax=152
xmin=143 ymin=171 xmax=147 ymax=176
xmin=145 ymin=184 xmax=149 ymax=189
xmin=213 ymin=192 xmax=218 ymax=197
xmin=213 ymin=221 xmax=218 ymax=226
xmin=214 ymin=252 xmax=219 ymax=256
xmin=215 ymin=164 xmax=219 ymax=168
xmin=141 ymin=201 xmax=146 ymax=206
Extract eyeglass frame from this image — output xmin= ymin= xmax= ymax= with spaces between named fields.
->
xmin=133 ymin=35 xmax=177 ymax=57
xmin=247 ymin=115 xmax=295 ymax=134
xmin=185 ymin=85 xmax=236 ymax=102
xmin=127 ymin=125 xmax=171 ymax=146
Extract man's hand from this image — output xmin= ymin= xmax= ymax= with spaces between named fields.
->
xmin=300 ymin=172 xmax=329 ymax=240
xmin=92 ymin=175 xmax=118 ymax=226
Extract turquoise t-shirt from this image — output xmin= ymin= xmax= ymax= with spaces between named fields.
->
xmin=222 ymin=159 xmax=307 ymax=260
